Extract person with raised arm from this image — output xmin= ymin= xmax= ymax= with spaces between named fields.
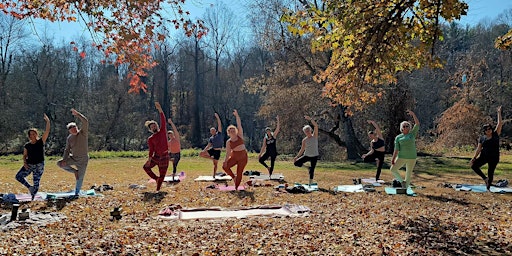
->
xmin=361 ymin=120 xmax=386 ymax=181
xmin=199 ymin=113 xmax=224 ymax=178
xmin=471 ymin=106 xmax=504 ymax=191
xmin=294 ymin=116 xmax=319 ymax=185
xmin=167 ymin=116 xmax=181 ymax=181
xmin=222 ymin=109 xmax=248 ymax=190
xmin=258 ymin=115 xmax=280 ymax=177
xmin=57 ymin=109 xmax=89 ymax=197
xmin=142 ymin=102 xmax=169 ymax=192
xmin=389 ymin=110 xmax=420 ymax=189
xmin=16 ymin=114 xmax=51 ymax=200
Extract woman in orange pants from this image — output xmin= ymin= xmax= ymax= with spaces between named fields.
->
xmin=222 ymin=109 xmax=248 ymax=190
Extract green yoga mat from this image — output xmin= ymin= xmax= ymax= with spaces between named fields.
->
xmin=46 ymin=189 xmax=98 ymax=199
xmin=384 ymin=187 xmax=416 ymax=196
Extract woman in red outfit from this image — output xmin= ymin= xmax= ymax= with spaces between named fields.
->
xmin=222 ymin=109 xmax=248 ymax=190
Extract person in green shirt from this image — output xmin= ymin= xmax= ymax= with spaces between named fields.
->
xmin=390 ymin=110 xmax=419 ymax=188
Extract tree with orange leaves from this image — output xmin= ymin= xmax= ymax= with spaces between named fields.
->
xmin=0 ymin=0 xmax=206 ymax=93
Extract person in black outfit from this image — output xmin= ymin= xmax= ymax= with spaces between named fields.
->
xmin=361 ymin=120 xmax=386 ymax=181
xmin=471 ymin=106 xmax=503 ymax=191
xmin=258 ymin=116 xmax=280 ymax=176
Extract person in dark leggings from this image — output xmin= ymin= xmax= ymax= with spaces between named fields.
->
xmin=16 ymin=114 xmax=50 ymax=200
xmin=361 ymin=120 xmax=385 ymax=181
xmin=258 ymin=115 xmax=280 ymax=176
xmin=471 ymin=106 xmax=503 ymax=191
xmin=294 ymin=116 xmax=319 ymax=185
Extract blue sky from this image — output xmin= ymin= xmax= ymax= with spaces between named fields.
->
xmin=34 ymin=0 xmax=512 ymax=43
xmin=458 ymin=0 xmax=512 ymax=25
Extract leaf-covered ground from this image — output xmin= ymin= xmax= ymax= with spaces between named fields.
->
xmin=0 ymin=157 xmax=511 ymax=255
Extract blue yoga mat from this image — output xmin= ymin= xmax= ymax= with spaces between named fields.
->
xmin=454 ymin=184 xmax=512 ymax=193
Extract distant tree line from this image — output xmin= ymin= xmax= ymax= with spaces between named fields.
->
xmin=1 ymin=2 xmax=512 ymax=161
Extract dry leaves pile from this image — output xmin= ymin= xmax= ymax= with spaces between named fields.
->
xmin=0 ymin=158 xmax=511 ymax=255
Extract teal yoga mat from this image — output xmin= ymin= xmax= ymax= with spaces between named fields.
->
xmin=384 ymin=187 xmax=416 ymax=196
xmin=46 ymin=189 xmax=98 ymax=199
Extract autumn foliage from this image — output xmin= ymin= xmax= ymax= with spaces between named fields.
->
xmin=283 ymin=0 xmax=468 ymax=110
xmin=0 ymin=0 xmax=206 ymax=93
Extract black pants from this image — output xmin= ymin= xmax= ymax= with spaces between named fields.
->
xmin=294 ymin=155 xmax=318 ymax=180
xmin=363 ymin=151 xmax=385 ymax=180
xmin=471 ymin=156 xmax=498 ymax=188
xmin=259 ymin=152 xmax=277 ymax=175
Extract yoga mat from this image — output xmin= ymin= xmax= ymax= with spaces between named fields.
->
xmin=384 ymin=187 xmax=416 ymax=196
xmin=15 ymin=192 xmax=47 ymax=202
xmin=333 ymin=184 xmax=365 ymax=193
xmin=194 ymin=175 xmax=232 ymax=182
xmin=454 ymin=184 xmax=512 ymax=193
xmin=163 ymin=171 xmax=186 ymax=182
xmin=361 ymin=178 xmax=384 ymax=186
xmin=294 ymin=183 xmax=319 ymax=192
xmin=215 ymin=185 xmax=246 ymax=191
xmin=158 ymin=204 xmax=311 ymax=220
xmin=46 ymin=189 xmax=99 ymax=199
xmin=249 ymin=173 xmax=284 ymax=180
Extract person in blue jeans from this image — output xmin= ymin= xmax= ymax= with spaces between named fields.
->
xmin=57 ymin=109 xmax=89 ymax=197
xmin=16 ymin=114 xmax=51 ymax=200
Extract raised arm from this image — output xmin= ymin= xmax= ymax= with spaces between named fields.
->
xmin=305 ymin=115 xmax=318 ymax=137
xmin=42 ymin=114 xmax=50 ymax=143
xmin=273 ymin=115 xmax=281 ymax=137
xmin=168 ymin=117 xmax=180 ymax=140
xmin=368 ymin=120 xmax=383 ymax=139
xmin=233 ymin=109 xmax=243 ymax=137
xmin=215 ymin=112 xmax=222 ymax=133
xmin=407 ymin=110 xmax=419 ymax=126
xmin=71 ymin=108 xmax=88 ymax=133
xmin=496 ymin=106 xmax=503 ymax=135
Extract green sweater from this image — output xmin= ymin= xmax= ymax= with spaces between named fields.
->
xmin=394 ymin=124 xmax=419 ymax=159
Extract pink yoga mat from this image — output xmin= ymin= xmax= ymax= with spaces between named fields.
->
xmin=217 ymin=185 xmax=246 ymax=191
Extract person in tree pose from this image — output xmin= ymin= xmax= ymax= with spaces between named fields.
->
xmin=222 ymin=109 xmax=248 ymax=190
xmin=57 ymin=108 xmax=89 ymax=197
xmin=16 ymin=114 xmax=50 ymax=200
xmin=389 ymin=110 xmax=419 ymax=188
xmin=199 ymin=113 xmax=224 ymax=178
xmin=471 ymin=106 xmax=503 ymax=191
xmin=294 ymin=116 xmax=319 ymax=185
xmin=143 ymin=102 xmax=169 ymax=192
xmin=258 ymin=115 xmax=280 ymax=177
xmin=167 ymin=117 xmax=181 ymax=180
xmin=361 ymin=120 xmax=386 ymax=181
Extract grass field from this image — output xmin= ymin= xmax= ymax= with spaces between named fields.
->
xmin=0 ymin=152 xmax=511 ymax=255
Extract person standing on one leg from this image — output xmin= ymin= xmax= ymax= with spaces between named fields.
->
xmin=16 ymin=114 xmax=50 ymax=200
xmin=57 ymin=109 xmax=89 ymax=197
xmin=361 ymin=120 xmax=385 ymax=181
xmin=390 ymin=110 xmax=419 ymax=189
xmin=259 ymin=115 xmax=280 ymax=177
xmin=167 ymin=117 xmax=181 ymax=181
xmin=294 ymin=116 xmax=319 ymax=185
xmin=222 ymin=109 xmax=248 ymax=190
xmin=143 ymin=102 xmax=169 ymax=192
xmin=199 ymin=113 xmax=224 ymax=178
xmin=471 ymin=106 xmax=503 ymax=191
